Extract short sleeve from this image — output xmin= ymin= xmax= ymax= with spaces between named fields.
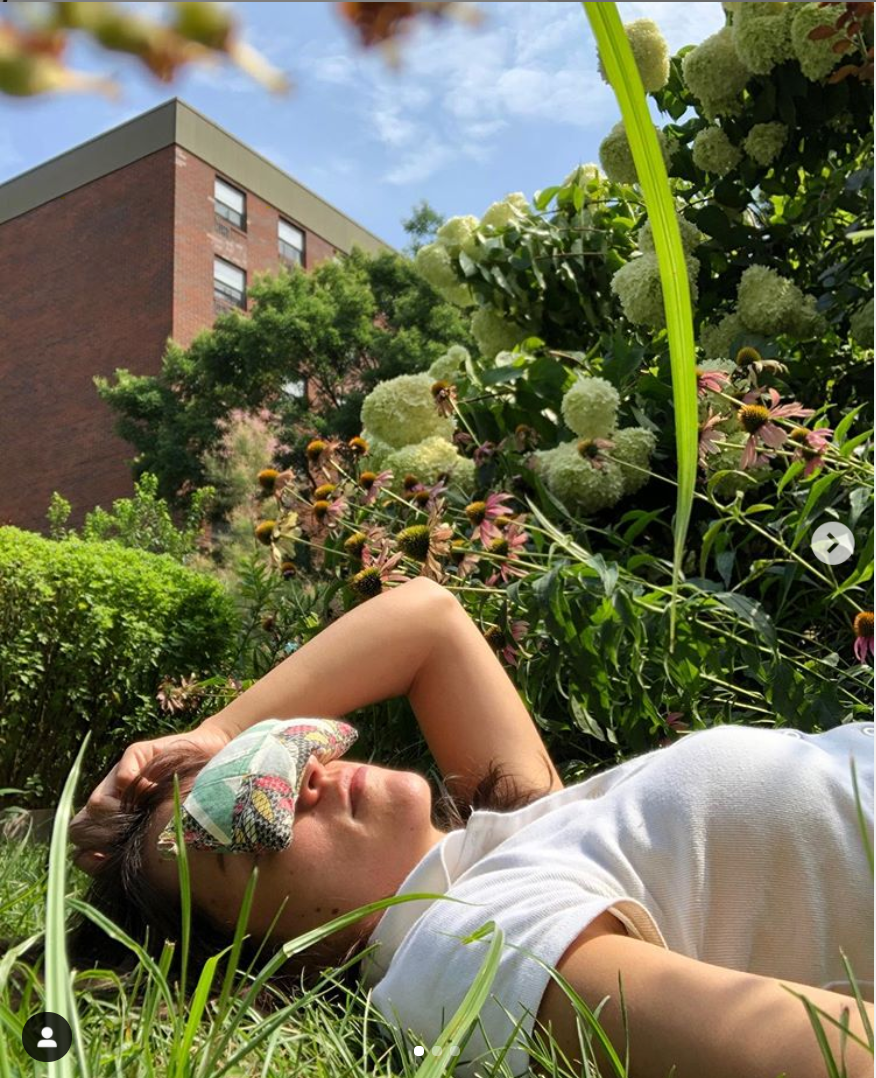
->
xmin=364 ymin=872 xmax=651 ymax=1078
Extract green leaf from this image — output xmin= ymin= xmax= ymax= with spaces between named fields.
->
xmin=585 ymin=2 xmax=698 ymax=651
xmin=791 ymin=471 xmax=844 ymax=551
xmin=777 ymin=460 xmax=805 ymax=495
xmin=713 ymin=592 xmax=777 ymax=648
xmin=833 ymin=404 xmax=865 ymax=446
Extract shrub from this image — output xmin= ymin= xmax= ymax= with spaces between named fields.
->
xmin=0 ymin=528 xmax=240 ymax=802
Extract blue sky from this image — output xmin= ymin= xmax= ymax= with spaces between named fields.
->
xmin=0 ymin=2 xmax=725 ymax=250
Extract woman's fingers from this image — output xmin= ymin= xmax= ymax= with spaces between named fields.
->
xmin=70 ymin=725 xmax=233 ymax=873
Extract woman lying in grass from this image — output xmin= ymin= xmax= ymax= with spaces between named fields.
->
xmin=71 ymin=577 xmax=874 ymax=1078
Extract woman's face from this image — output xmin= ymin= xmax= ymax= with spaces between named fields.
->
xmin=144 ymin=757 xmax=447 ymax=949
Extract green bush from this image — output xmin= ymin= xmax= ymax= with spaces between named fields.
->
xmin=0 ymin=528 xmax=241 ymax=803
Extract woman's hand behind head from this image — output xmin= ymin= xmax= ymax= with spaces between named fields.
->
xmin=70 ymin=724 xmax=233 ymax=875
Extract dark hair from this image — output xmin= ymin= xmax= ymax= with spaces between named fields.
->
xmin=5 ymin=749 xmax=555 ymax=1011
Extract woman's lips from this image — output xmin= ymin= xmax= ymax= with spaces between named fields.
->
xmin=351 ymin=765 xmax=368 ymax=814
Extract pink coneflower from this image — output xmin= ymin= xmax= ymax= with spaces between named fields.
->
xmin=474 ymin=441 xmax=498 ymax=467
xmin=453 ymin=430 xmax=475 ymax=450
xmin=853 ymin=612 xmax=874 ymax=664
xmin=659 ymin=711 xmax=690 ymax=748
xmin=485 ymin=522 xmax=531 ymax=586
xmin=698 ymin=410 xmax=726 ymax=469
xmin=737 ymin=388 xmax=815 ymax=470
xmin=507 ymin=423 xmax=539 ymax=452
xmin=483 ymin=620 xmax=529 ymax=667
xmin=301 ymin=494 xmax=347 ymax=539
xmin=576 ymin=438 xmax=614 ymax=470
xmin=305 ymin=437 xmax=344 ymax=483
xmin=450 ymin=538 xmax=480 ymax=579
xmin=410 ymin=479 xmax=449 ymax=512
xmin=343 ymin=523 xmax=388 ymax=560
xmin=359 ymin=469 xmax=394 ymax=506
xmin=396 ymin=504 xmax=454 ymax=584
xmin=348 ymin=543 xmax=411 ymax=600
xmin=465 ymin=491 xmax=516 ymax=547
xmin=696 ymin=368 xmax=731 ymax=396
xmin=789 ymin=426 xmax=834 ymax=478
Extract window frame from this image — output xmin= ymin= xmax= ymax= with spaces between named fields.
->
xmin=214 ymin=177 xmax=247 ymax=231
xmin=213 ymin=256 xmax=247 ymax=310
xmin=278 ymin=218 xmax=305 ymax=266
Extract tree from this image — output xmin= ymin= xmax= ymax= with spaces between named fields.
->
xmin=95 ymin=247 xmax=474 ymax=508
xmin=402 ymin=199 xmax=445 ymax=255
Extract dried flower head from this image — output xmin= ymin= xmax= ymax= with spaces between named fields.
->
xmin=257 ymin=468 xmax=279 ymax=492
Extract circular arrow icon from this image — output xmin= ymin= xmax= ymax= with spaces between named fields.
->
xmin=811 ymin=522 xmax=855 ymax=566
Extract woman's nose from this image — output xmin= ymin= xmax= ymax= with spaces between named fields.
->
xmin=296 ymin=757 xmax=333 ymax=809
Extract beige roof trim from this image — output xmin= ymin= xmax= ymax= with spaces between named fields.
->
xmin=0 ymin=97 xmax=392 ymax=254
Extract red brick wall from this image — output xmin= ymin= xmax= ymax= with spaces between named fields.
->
xmin=0 ymin=147 xmax=176 ymax=532
xmin=172 ymin=149 xmax=338 ymax=347
xmin=0 ymin=144 xmax=345 ymax=533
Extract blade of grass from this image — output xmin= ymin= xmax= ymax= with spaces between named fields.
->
xmin=45 ymin=735 xmax=91 ymax=1078
xmin=583 ymin=2 xmax=698 ymax=649
xmin=412 ymin=920 xmax=506 ymax=1078
xmin=172 ymin=950 xmax=229 ymax=1078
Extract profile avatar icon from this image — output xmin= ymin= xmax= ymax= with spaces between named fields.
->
xmin=21 ymin=1011 xmax=72 ymax=1062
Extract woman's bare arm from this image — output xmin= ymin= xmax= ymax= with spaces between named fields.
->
xmin=534 ymin=927 xmax=874 ymax=1078
xmin=202 ymin=576 xmax=454 ymax=739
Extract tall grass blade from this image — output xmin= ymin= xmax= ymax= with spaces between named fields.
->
xmin=45 ymin=735 xmax=91 ymax=1078
xmin=413 ymin=921 xmax=505 ymax=1077
xmin=583 ymin=2 xmax=699 ymax=648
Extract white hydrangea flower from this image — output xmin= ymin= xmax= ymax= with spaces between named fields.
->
xmin=599 ymin=121 xmax=672 ymax=186
xmin=544 ymin=440 xmax=626 ymax=514
xmin=385 ymin=435 xmax=471 ymax=492
xmin=692 ymin=126 xmax=742 ymax=176
xmin=609 ymin=427 xmax=657 ymax=494
xmin=850 ymin=299 xmax=874 ymax=349
xmin=598 ymin=18 xmax=670 ymax=93
xmin=414 ymin=242 xmax=475 ymax=308
xmin=639 ymin=213 xmax=704 ymax=254
xmin=428 ymin=346 xmax=470 ymax=382
xmin=732 ymin=2 xmax=795 ymax=76
xmin=699 ymin=311 xmax=748 ymax=361
xmin=471 ymin=307 xmax=527 ymax=360
xmin=562 ymin=376 xmax=620 ymax=439
xmin=435 ymin=215 xmax=479 ymax=252
xmin=737 ymin=265 xmax=823 ymax=338
xmin=359 ymin=428 xmax=395 ymax=471
xmin=480 ymin=193 xmax=529 ymax=232
xmin=361 ymin=373 xmax=456 ymax=449
xmin=563 ymin=163 xmax=604 ymax=188
xmin=611 ymin=252 xmax=700 ymax=328
xmin=791 ymin=3 xmax=852 ymax=81
xmin=681 ymin=27 xmax=751 ymax=120
xmin=744 ymin=122 xmax=788 ymax=166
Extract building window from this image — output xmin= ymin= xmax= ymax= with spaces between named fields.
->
xmin=283 ymin=378 xmax=307 ymax=399
xmin=279 ymin=220 xmax=305 ymax=265
xmin=214 ymin=257 xmax=246 ymax=309
xmin=215 ymin=177 xmax=246 ymax=229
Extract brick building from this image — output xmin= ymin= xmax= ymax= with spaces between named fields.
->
xmin=0 ymin=98 xmax=390 ymax=532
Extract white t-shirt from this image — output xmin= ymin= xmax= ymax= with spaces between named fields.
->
xmin=360 ymin=722 xmax=874 ymax=1078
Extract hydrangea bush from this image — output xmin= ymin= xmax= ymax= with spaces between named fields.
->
xmin=163 ymin=6 xmax=872 ymax=771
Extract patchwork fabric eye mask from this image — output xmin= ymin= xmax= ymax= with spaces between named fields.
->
xmin=156 ymin=717 xmax=358 ymax=857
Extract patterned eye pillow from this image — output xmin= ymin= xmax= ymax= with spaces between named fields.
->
xmin=156 ymin=717 xmax=358 ymax=856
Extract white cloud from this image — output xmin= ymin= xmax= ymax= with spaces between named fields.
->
xmin=383 ymin=139 xmax=456 ymax=185
xmin=297 ymin=2 xmax=723 ymax=187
